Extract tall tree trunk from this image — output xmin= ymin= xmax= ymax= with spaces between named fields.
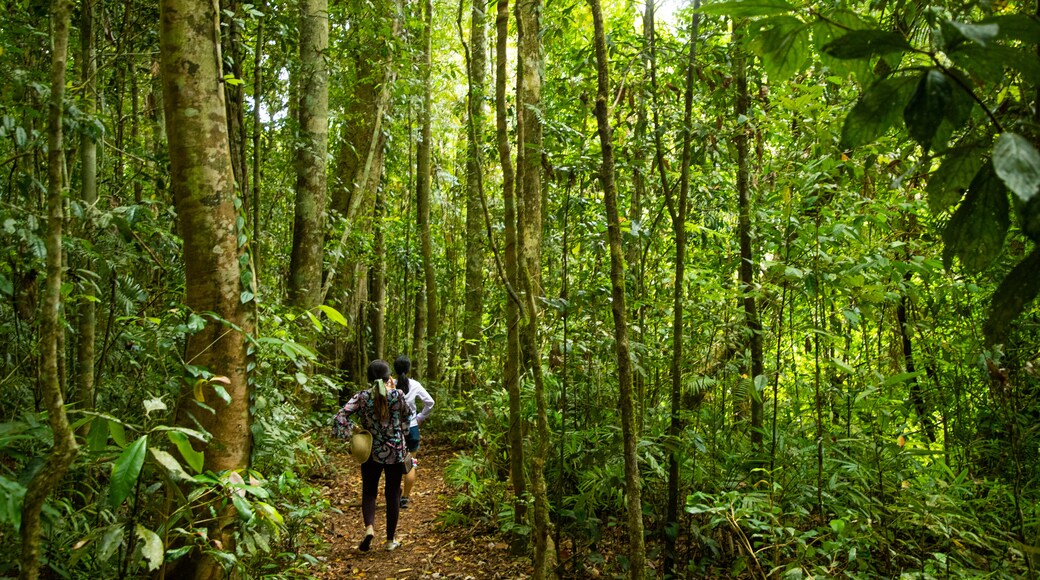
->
xmin=898 ymin=272 xmax=936 ymax=442
xmin=663 ymin=3 xmax=698 ymax=576
xmin=20 ymin=0 xmax=78 ymax=575
xmin=75 ymin=0 xmax=98 ymax=423
xmin=369 ymin=188 xmax=386 ymax=360
xmin=251 ymin=0 xmax=264 ymax=255
xmin=159 ymin=0 xmax=252 ymax=575
xmin=324 ymin=0 xmax=400 ymax=380
xmin=289 ymin=0 xmax=328 ymax=311
xmin=418 ymin=0 xmax=439 ymax=382
xmin=460 ymin=0 xmax=488 ymax=384
xmin=497 ymin=0 xmax=527 ymax=547
xmin=733 ymin=23 xmax=764 ymax=451
xmin=222 ymin=0 xmax=250 ymax=213
xmin=588 ymin=0 xmax=645 ymax=577
xmin=517 ymin=0 xmax=551 ymax=574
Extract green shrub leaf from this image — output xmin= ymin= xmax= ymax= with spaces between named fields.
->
xmin=135 ymin=524 xmax=164 ymax=571
xmin=822 ymin=30 xmax=911 ymax=60
xmin=167 ymin=431 xmax=205 ymax=474
xmin=840 ymin=75 xmax=916 ymax=148
xmin=993 ymin=132 xmax=1040 ymax=203
xmin=697 ymin=0 xmax=796 ymax=17
xmin=942 ymin=162 xmax=1010 ymax=273
xmin=904 ymin=69 xmax=952 ymax=151
xmin=109 ymin=435 xmax=147 ymax=507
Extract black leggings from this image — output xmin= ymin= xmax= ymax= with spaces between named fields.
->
xmin=360 ymin=460 xmax=405 ymax=541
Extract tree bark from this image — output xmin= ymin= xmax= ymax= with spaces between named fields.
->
xmin=323 ymin=0 xmax=400 ymax=380
xmin=222 ymin=0 xmax=250 ymax=214
xmin=663 ymin=2 xmax=698 ymax=576
xmin=75 ymin=0 xmax=98 ymax=423
xmin=418 ymin=0 xmax=439 ymax=382
xmin=461 ymin=0 xmax=488 ymax=382
xmin=289 ymin=0 xmax=328 ymax=311
xmin=20 ymin=0 xmax=78 ymax=575
xmin=733 ymin=23 xmax=764 ymax=451
xmin=369 ymin=188 xmax=386 ymax=361
xmin=516 ymin=0 xmax=551 ymax=574
xmin=588 ymin=0 xmax=646 ymax=577
xmin=497 ymin=0 xmax=527 ymax=547
xmin=159 ymin=0 xmax=252 ymax=575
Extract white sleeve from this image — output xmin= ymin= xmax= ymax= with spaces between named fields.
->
xmin=415 ymin=384 xmax=435 ymax=424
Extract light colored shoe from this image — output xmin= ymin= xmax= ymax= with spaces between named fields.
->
xmin=385 ymin=540 xmax=400 ymax=551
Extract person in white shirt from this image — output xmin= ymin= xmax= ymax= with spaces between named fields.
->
xmin=393 ymin=354 xmax=434 ymax=509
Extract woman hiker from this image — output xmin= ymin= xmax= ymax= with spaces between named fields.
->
xmin=393 ymin=354 xmax=435 ymax=509
xmin=334 ymin=359 xmax=411 ymax=551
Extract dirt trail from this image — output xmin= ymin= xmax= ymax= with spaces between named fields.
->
xmin=315 ymin=437 xmax=529 ymax=579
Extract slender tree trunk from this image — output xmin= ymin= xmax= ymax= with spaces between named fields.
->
xmin=75 ymin=0 xmax=98 ymax=422
xmin=733 ymin=22 xmax=764 ymax=451
xmin=517 ymin=0 xmax=551 ymax=573
xmin=418 ymin=0 xmax=439 ymax=382
xmin=251 ymin=0 xmax=264 ymax=255
xmin=222 ymin=0 xmax=250 ymax=212
xmin=664 ymin=3 xmax=698 ymax=576
xmin=159 ymin=0 xmax=252 ymax=575
xmin=589 ymin=0 xmax=645 ymax=577
xmin=497 ymin=0 xmax=527 ymax=547
xmin=897 ymin=272 xmax=936 ymax=442
xmin=370 ymin=188 xmax=386 ymax=360
xmin=20 ymin=0 xmax=78 ymax=575
xmin=288 ymin=0 xmax=328 ymax=311
xmin=460 ymin=0 xmax=488 ymax=383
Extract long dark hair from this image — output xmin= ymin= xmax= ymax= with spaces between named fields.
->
xmin=393 ymin=354 xmax=411 ymax=395
xmin=367 ymin=359 xmax=391 ymax=422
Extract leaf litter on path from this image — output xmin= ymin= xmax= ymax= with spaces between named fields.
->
xmin=314 ymin=436 xmax=530 ymax=580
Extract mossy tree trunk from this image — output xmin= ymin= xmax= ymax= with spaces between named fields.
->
xmin=159 ymin=0 xmax=253 ymax=575
xmin=19 ymin=0 xmax=78 ymax=575
xmin=589 ymin=0 xmax=646 ymax=576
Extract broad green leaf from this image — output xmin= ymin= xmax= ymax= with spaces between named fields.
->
xmin=947 ymin=20 xmax=998 ymax=47
xmin=751 ymin=16 xmax=811 ymax=81
xmin=927 ymin=142 xmax=986 ymax=214
xmin=697 ymin=0 xmax=796 ymax=17
xmin=984 ymin=14 xmax=1040 ymax=43
xmin=148 ymin=448 xmax=193 ymax=482
xmin=0 ymin=475 xmax=25 ymax=529
xmin=232 ymin=494 xmax=254 ymax=522
xmin=135 ymin=524 xmax=164 ymax=571
xmin=303 ymin=309 xmax=322 ymax=332
xmin=87 ymin=416 xmax=109 ymax=452
xmin=812 ymin=12 xmax=874 ymax=85
xmin=993 ymin=132 xmax=1040 ymax=203
xmin=110 ymin=435 xmax=147 ymax=507
xmin=108 ymin=420 xmax=127 ymax=448
xmin=822 ymin=30 xmax=911 ymax=60
xmin=212 ymin=385 xmax=232 ymax=405
xmin=904 ymin=69 xmax=952 ymax=151
xmin=98 ymin=524 xmax=123 ymax=562
xmin=942 ymin=162 xmax=1010 ymax=273
xmin=984 ymin=248 xmax=1040 ymax=346
xmin=167 ymin=431 xmax=205 ymax=474
xmin=881 ymin=371 xmax=922 ymax=387
xmin=840 ymin=75 xmax=916 ymax=148
xmin=318 ymin=304 xmax=348 ymax=326
xmin=254 ymin=501 xmax=285 ymax=526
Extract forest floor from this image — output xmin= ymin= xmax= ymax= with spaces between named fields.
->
xmin=313 ymin=436 xmax=531 ymax=579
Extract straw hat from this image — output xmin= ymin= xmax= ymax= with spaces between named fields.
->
xmin=350 ymin=428 xmax=373 ymax=464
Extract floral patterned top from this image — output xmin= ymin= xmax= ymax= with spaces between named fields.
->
xmin=333 ymin=382 xmax=410 ymax=464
